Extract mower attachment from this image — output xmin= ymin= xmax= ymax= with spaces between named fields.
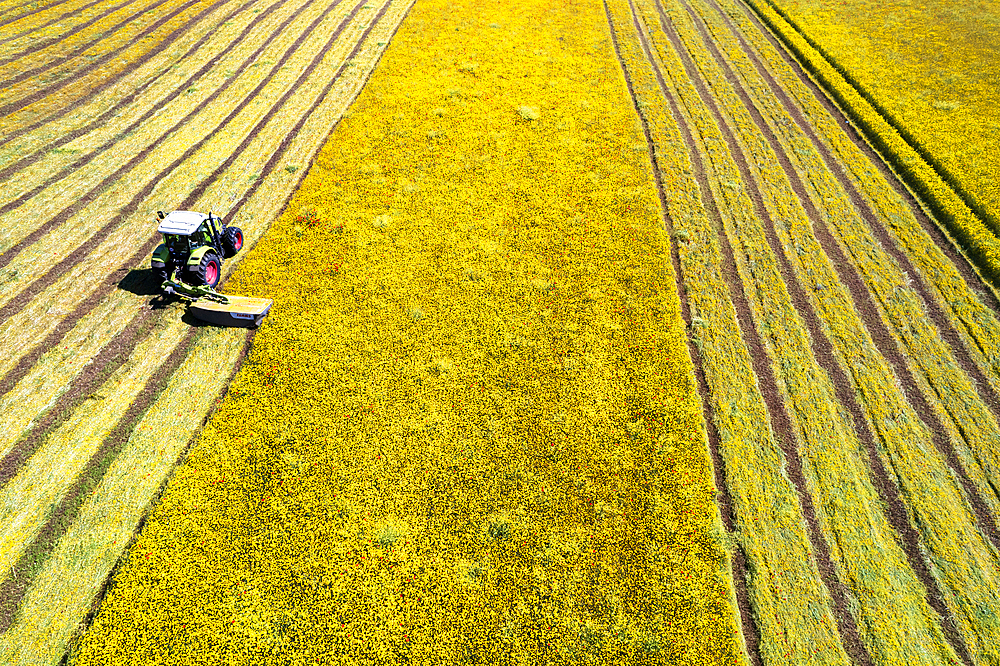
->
xmin=162 ymin=279 xmax=272 ymax=328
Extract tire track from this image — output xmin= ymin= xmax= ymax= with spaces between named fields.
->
xmin=0 ymin=0 xmax=138 ymax=66
xmin=603 ymin=2 xmax=761 ymax=662
xmin=0 ymin=0 xmax=176 ymax=93
xmin=0 ymin=0 xmax=289 ymax=228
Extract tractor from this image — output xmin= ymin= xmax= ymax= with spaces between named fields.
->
xmin=150 ymin=210 xmax=243 ymax=289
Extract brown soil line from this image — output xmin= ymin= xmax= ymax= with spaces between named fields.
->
xmin=0 ymin=325 xmax=203 ymax=635
xmin=0 ymin=0 xmax=73 ymax=30
xmin=703 ymin=0 xmax=1000 ymax=440
xmin=0 ymin=304 xmax=159 ymax=490
xmin=0 ymin=0 xmax=295 ymax=218
xmin=682 ymin=4 xmax=979 ymax=663
xmin=0 ymin=0 xmax=383 ymax=491
xmin=0 ymin=0 xmax=242 ymax=152
xmin=0 ymin=0 xmax=185 ymax=105
xmin=649 ymin=0 xmax=876 ymax=663
xmin=56 ymin=325 xmax=256 ymax=664
xmin=0 ymin=0 xmax=110 ymax=49
xmin=0 ymin=0 xmax=138 ymax=67
xmin=606 ymin=1 xmax=761 ymax=663
xmin=0 ymin=0 xmax=349 ymax=297
xmin=729 ymin=0 xmax=1000 ymax=319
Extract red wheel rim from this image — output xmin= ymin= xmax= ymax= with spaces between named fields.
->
xmin=205 ymin=261 xmax=218 ymax=285
xmin=235 ymin=231 xmax=243 ymax=251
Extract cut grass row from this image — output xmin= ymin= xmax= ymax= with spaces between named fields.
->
xmin=648 ymin=0 xmax=1000 ymax=660
xmin=714 ymin=0 xmax=1000 ymax=408
xmin=686 ymin=0 xmax=1000 ymax=536
xmin=626 ymin=0 xmax=969 ymax=661
xmin=609 ymin=0 xmax=851 ymax=661
xmin=739 ymin=0 xmax=1000 ymax=291
xmin=70 ymin=0 xmax=744 ymax=661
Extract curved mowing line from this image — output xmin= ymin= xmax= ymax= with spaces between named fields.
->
xmin=0 ymin=0 xmax=76 ymax=29
xmin=0 ymin=0 xmax=403 ymax=641
xmin=0 ymin=0 xmax=294 ymax=227
xmin=603 ymin=1 xmax=761 ymax=662
xmin=0 ymin=0 xmax=345 ymax=299
xmin=0 ymin=0 xmax=397 ymax=491
xmin=0 ymin=0 xmax=140 ymax=67
xmin=0 ymin=0 xmax=245 ymax=152
xmin=0 ymin=0 xmax=110 ymax=48
xmin=647 ymin=0 xmax=884 ymax=663
xmin=677 ymin=1 xmax=980 ymax=661
xmin=0 ymin=0 xmax=200 ymax=119
xmin=0 ymin=0 xmax=175 ymax=90
xmin=680 ymin=0 xmax=1000 ymax=552
xmin=730 ymin=0 xmax=1000 ymax=320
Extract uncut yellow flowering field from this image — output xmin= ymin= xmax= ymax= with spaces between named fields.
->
xmin=4 ymin=0 xmax=1000 ymax=663
xmin=66 ymin=0 xmax=745 ymax=662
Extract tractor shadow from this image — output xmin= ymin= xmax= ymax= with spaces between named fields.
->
xmin=116 ymin=268 xmax=212 ymax=327
xmin=116 ymin=268 xmax=162 ymax=297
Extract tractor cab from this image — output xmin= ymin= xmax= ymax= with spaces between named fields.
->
xmin=151 ymin=210 xmax=243 ymax=289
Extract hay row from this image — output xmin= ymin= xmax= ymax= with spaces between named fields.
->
xmin=685 ymin=0 xmax=1000 ymax=533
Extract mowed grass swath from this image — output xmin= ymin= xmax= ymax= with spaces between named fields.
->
xmin=0 ymin=0 xmax=415 ymax=661
xmin=69 ymin=0 xmax=745 ymax=662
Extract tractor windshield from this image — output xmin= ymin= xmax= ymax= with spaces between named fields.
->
xmin=164 ymin=234 xmax=189 ymax=255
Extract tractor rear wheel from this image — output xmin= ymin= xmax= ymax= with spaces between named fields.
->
xmin=222 ymin=226 xmax=244 ymax=258
xmin=152 ymin=262 xmax=174 ymax=289
xmin=188 ymin=252 xmax=222 ymax=288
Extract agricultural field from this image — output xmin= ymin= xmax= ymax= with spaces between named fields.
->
xmin=753 ymin=0 xmax=1000 ymax=244
xmin=1 ymin=0 xmax=999 ymax=664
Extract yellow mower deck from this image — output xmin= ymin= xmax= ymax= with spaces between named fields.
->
xmin=161 ymin=279 xmax=272 ymax=328
xmin=190 ymin=295 xmax=272 ymax=328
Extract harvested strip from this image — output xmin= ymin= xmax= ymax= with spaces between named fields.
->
xmin=612 ymin=0 xmax=846 ymax=661
xmin=0 ymin=325 xmax=246 ymax=663
xmin=0 ymin=0 xmax=74 ymax=26
xmin=0 ymin=0 xmax=394 ymax=465
xmin=0 ymin=0 xmax=314 ymax=246
xmin=0 ymin=0 xmax=224 ymax=132
xmin=649 ymin=0 xmax=1000 ymax=660
xmin=0 ymin=0 xmax=282 ymax=203
xmin=682 ymin=0 xmax=1000 ymax=532
xmin=0 ymin=0 xmax=361 ymax=317
xmin=713 ymin=0 xmax=1000 ymax=402
xmin=0 ymin=0 xmax=248 ymax=154
xmin=0 ymin=0 xmax=138 ymax=65
xmin=0 ymin=0 xmax=179 ymax=95
xmin=0 ymin=317 xmax=189 ymax=589
xmin=0 ymin=0 xmax=110 ymax=49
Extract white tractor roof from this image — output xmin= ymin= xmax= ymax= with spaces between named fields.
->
xmin=157 ymin=210 xmax=207 ymax=235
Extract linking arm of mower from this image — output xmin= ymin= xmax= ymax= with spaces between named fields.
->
xmin=162 ymin=279 xmax=229 ymax=304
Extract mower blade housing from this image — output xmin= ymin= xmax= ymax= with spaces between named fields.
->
xmin=189 ymin=295 xmax=273 ymax=328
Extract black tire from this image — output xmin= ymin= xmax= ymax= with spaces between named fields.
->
xmin=152 ymin=262 xmax=174 ymax=289
xmin=222 ymin=226 xmax=244 ymax=258
xmin=187 ymin=252 xmax=222 ymax=288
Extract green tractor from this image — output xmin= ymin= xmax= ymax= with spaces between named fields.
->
xmin=151 ymin=210 xmax=243 ymax=289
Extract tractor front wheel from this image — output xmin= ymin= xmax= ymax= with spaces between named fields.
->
xmin=188 ymin=252 xmax=222 ymax=288
xmin=222 ymin=226 xmax=244 ymax=258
